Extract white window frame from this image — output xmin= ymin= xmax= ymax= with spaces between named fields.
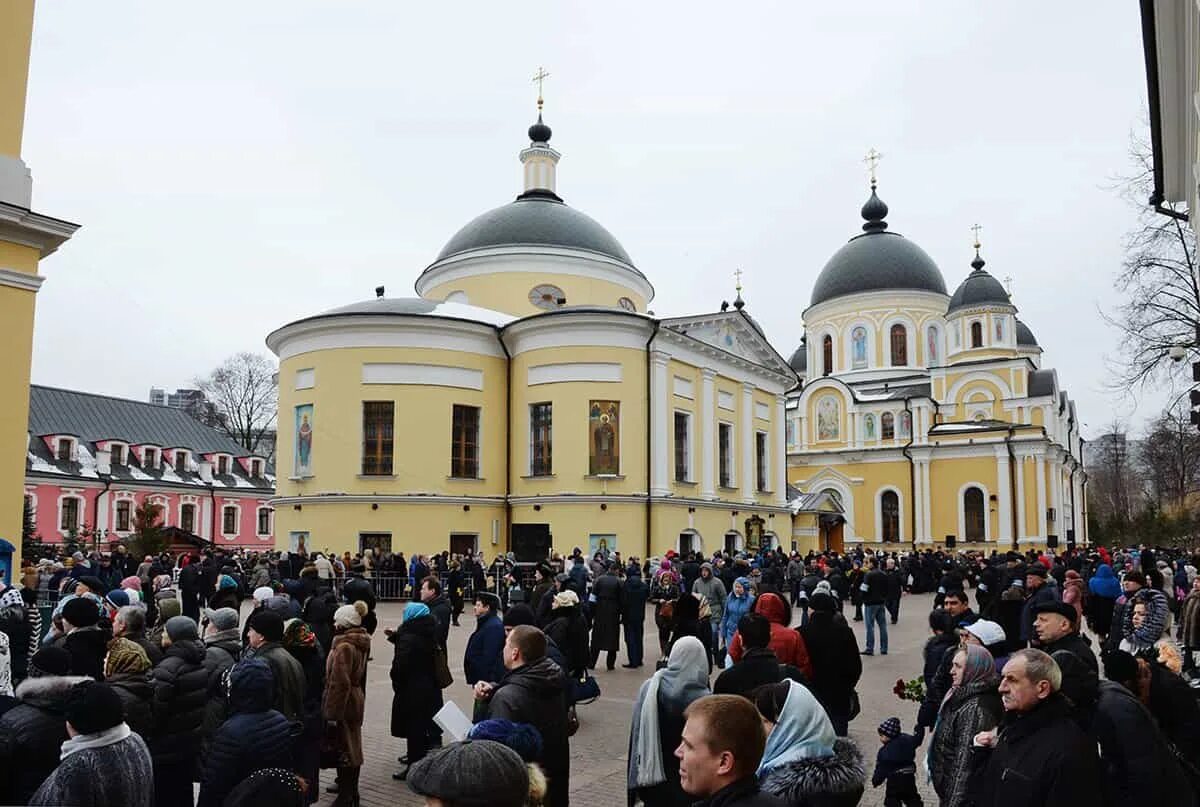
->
xmin=173 ymin=449 xmax=190 ymax=473
xmin=718 ymin=421 xmax=735 ymax=488
xmin=221 ymin=503 xmax=240 ymax=537
xmin=256 ymin=506 xmax=273 ymax=536
xmin=56 ymin=437 xmax=75 ymax=462
xmin=958 ymin=482 xmax=992 ymax=542
xmin=142 ymin=446 xmax=159 ymax=470
xmin=57 ymin=492 xmax=84 ymax=534
xmin=249 ymin=459 xmax=263 ymax=478
xmin=179 ymin=501 xmax=198 ymax=533
xmin=215 ymin=454 xmax=231 ymax=476
xmin=673 ymin=409 xmax=694 ymax=483
xmin=109 ymin=442 xmax=127 ymax=466
xmin=528 ymin=401 xmax=553 ymax=476
xmin=754 ymin=429 xmax=770 ymax=492
xmin=113 ymin=497 xmax=134 ymax=534
xmin=875 ymin=485 xmax=905 ymax=542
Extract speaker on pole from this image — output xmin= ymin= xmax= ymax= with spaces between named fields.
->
xmin=1066 ymin=529 xmax=1075 ymax=550
xmin=1047 ymin=534 xmax=1058 ymax=549
xmin=945 ymin=534 xmax=956 ymax=548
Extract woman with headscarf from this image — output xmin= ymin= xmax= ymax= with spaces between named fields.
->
xmin=720 ymin=577 xmax=755 ymax=651
xmin=390 ymin=601 xmax=438 ymax=781
xmin=146 ymin=596 xmax=181 ymax=650
xmin=543 ymin=590 xmax=589 ymax=679
xmin=649 ymin=560 xmax=682 ymax=659
xmin=283 ymin=618 xmax=325 ymax=804
xmin=627 ymin=636 xmax=710 ymax=807
xmin=323 ymin=601 xmax=371 ymax=807
xmin=1086 ymin=563 xmax=1121 ymax=642
xmin=755 ymin=679 xmax=866 ymax=806
xmin=209 ymin=575 xmax=240 ymax=612
xmin=103 ymin=637 xmax=155 ymax=737
xmin=927 ymin=644 xmax=1001 ymax=807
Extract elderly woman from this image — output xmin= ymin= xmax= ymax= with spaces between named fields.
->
xmin=720 ymin=577 xmax=755 ymax=651
xmin=927 ymin=644 xmax=1001 ymax=807
xmin=627 ymin=636 xmax=710 ymax=807
xmin=323 ymin=601 xmax=371 ymax=807
xmin=389 ymin=601 xmax=438 ymax=781
xmin=543 ymin=590 xmax=589 ymax=679
xmin=755 ymin=679 xmax=866 ymax=806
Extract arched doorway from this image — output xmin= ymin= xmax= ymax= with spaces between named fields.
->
xmin=679 ymin=529 xmax=703 ymax=556
xmin=723 ymin=531 xmax=742 ymax=555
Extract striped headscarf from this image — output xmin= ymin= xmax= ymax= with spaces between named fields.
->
xmin=942 ymin=644 xmax=995 ymax=708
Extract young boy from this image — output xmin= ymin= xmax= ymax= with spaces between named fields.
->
xmin=872 ymin=717 xmax=924 ymax=806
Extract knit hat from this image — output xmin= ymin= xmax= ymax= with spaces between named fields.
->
xmin=407 ymin=740 xmax=530 ymax=807
xmin=248 ymin=609 xmax=285 ymax=642
xmin=64 ymin=681 xmax=125 ymax=734
xmin=334 ymin=601 xmax=368 ymax=630
xmin=218 ymin=574 xmax=238 ymax=590
xmin=552 ymin=590 xmax=579 ymax=610
xmin=202 ymin=607 xmax=240 ymax=632
xmin=165 ymin=615 xmax=199 ymax=642
xmin=105 ymin=637 xmax=151 ymax=676
xmin=252 ymin=586 xmax=275 ymax=603
xmin=120 ymin=575 xmax=141 ymax=590
xmin=502 ymin=604 xmax=537 ymax=628
xmin=1025 ymin=566 xmax=1047 ymax=579
xmin=29 ymin=646 xmax=72 ymax=677
xmin=468 ymin=720 xmax=544 ymax=762
xmin=878 ymin=717 xmax=902 ymax=739
xmin=809 ymin=592 xmax=837 ymax=613
xmin=105 ymin=589 xmax=131 ymax=610
xmin=962 ymin=619 xmax=1006 ymax=647
xmin=62 ymin=596 xmax=100 ymax=628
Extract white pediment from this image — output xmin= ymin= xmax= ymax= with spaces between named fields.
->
xmin=661 ymin=312 xmax=792 ymax=377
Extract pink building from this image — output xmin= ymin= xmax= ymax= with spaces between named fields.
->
xmin=24 ymin=385 xmax=275 ymax=548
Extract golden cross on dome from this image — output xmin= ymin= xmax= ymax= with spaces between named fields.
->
xmin=971 ymin=223 xmax=983 ymax=249
xmin=734 ymin=267 xmax=744 ymax=294
xmin=532 ymin=66 xmax=551 ymax=110
xmin=1004 ymin=275 xmax=1013 ymax=296
xmin=863 ymin=148 xmax=883 ymax=185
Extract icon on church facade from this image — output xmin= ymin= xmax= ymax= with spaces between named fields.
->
xmin=927 ymin=325 xmax=939 ymax=364
xmin=294 ymin=404 xmax=313 ymax=477
xmin=851 ymin=327 xmax=867 ymax=368
xmin=899 ymin=410 xmax=911 ymax=438
xmin=589 ymin=400 xmax=620 ymax=475
xmin=863 ymin=413 xmax=876 ymax=441
xmin=995 ymin=317 xmax=1005 ymax=342
xmin=817 ymin=397 xmax=839 ymax=441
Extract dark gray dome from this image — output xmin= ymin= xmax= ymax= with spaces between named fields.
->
xmin=1015 ymin=318 xmax=1038 ymax=347
xmin=788 ymin=340 xmax=807 ymax=373
xmin=947 ymin=255 xmax=1011 ymax=313
xmin=435 ymin=193 xmax=634 ymax=265
xmin=810 ymin=187 xmax=946 ymax=307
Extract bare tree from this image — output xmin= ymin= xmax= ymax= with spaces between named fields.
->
xmin=1138 ymin=402 xmax=1200 ymax=512
xmin=1086 ymin=421 xmax=1143 ymax=541
xmin=1102 ymin=130 xmax=1198 ymax=401
xmin=196 ymin=352 xmax=278 ymax=455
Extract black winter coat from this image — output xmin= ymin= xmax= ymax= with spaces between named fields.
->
xmin=799 ymin=613 xmax=861 ymax=718
xmin=486 ymin=656 xmax=571 ymax=807
xmin=968 ymin=694 xmax=1102 ymax=807
xmin=108 ymin=671 xmax=158 ymax=738
xmin=1091 ymin=680 xmax=1194 ymax=807
xmin=200 ymin=631 xmax=242 ymax=748
xmin=425 ymin=595 xmax=452 ymax=648
xmin=759 ymin=737 xmax=866 ymax=807
xmin=712 ymin=648 xmax=805 ymax=698
xmin=150 ymin=638 xmax=209 ymax=763
xmin=390 ymin=614 xmax=439 ymax=738
xmin=301 ymin=590 xmax=336 ymax=655
xmin=0 ymin=674 xmax=91 ymax=805
xmin=929 ymin=679 xmax=1001 ymax=807
xmin=544 ymin=606 xmax=589 ymax=678
xmin=209 ymin=587 xmax=240 ymax=612
xmin=694 ymin=777 xmax=787 ymax=807
xmin=197 ymin=660 xmax=295 ymax=807
xmin=591 ymin=573 xmax=623 ymax=651
xmin=622 ymin=576 xmax=649 ymax=626
xmin=63 ymin=625 xmax=108 ymax=679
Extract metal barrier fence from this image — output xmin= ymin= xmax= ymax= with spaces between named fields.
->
xmin=333 ymin=571 xmax=484 ymax=602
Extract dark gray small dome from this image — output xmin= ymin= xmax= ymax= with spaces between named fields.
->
xmin=788 ymin=341 xmax=807 ymax=373
xmin=435 ymin=195 xmax=634 ymax=265
xmin=1016 ymin=318 xmax=1038 ymax=347
xmin=528 ymin=113 xmax=552 ymax=143
xmin=810 ymin=187 xmax=947 ymax=307
xmin=947 ymin=255 xmax=1011 ymax=313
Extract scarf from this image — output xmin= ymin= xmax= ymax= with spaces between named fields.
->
xmin=61 ymin=722 xmax=131 ymax=759
xmin=403 ymin=602 xmax=430 ymax=622
xmin=628 ymin=636 xmax=710 ymax=790
xmin=282 ymin=619 xmax=315 ymax=648
xmin=926 ymin=644 xmax=996 ymax=782
xmin=757 ymin=679 xmax=837 ymax=775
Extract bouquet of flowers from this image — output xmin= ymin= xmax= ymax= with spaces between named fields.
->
xmin=893 ymin=677 xmax=925 ymax=702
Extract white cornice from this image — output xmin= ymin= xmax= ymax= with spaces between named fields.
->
xmin=271 ymin=494 xmax=506 ymax=507
xmin=266 ymin=314 xmax=504 ymax=359
xmin=803 ymin=289 xmax=950 ymax=323
xmin=654 ymin=328 xmax=794 ymax=392
xmin=0 ymin=266 xmax=44 ymax=292
xmin=502 ymin=309 xmax=655 ymax=355
xmin=0 ymin=202 xmax=79 ymax=258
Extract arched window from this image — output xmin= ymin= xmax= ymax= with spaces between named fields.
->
xmin=970 ymin=321 xmax=983 ymax=348
xmin=880 ymin=490 xmax=899 ymax=541
xmin=964 ymin=487 xmax=985 ymax=541
xmin=890 ymin=324 xmax=907 ymax=366
xmin=881 ymin=412 xmax=895 ymax=440
xmin=822 ymin=335 xmax=833 ymax=376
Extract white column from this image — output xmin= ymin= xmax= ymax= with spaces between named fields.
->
xmin=912 ymin=459 xmax=924 ymax=543
xmin=774 ymin=394 xmax=787 ymax=506
xmin=650 ymin=351 xmax=671 ymax=497
xmin=1014 ymin=454 xmax=1027 ymax=541
xmin=700 ymin=368 xmax=716 ymax=500
xmin=741 ymin=383 xmax=755 ymax=504
xmin=96 ymin=491 xmax=110 ymax=538
xmin=1050 ymin=456 xmax=1063 ymax=540
xmin=1072 ymin=467 xmax=1085 ymax=541
xmin=201 ymin=498 xmax=213 ymax=540
xmin=1035 ymin=453 xmax=1047 ymax=540
xmin=995 ymin=448 xmax=1012 ymax=545
xmin=922 ymin=460 xmax=933 ymax=541
xmin=850 ymin=411 xmax=859 ymax=448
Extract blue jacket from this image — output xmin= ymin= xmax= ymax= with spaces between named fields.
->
xmin=720 ymin=578 xmax=755 ymax=645
xmin=198 ymin=659 xmax=295 ymax=807
xmin=464 ymin=611 xmax=506 ymax=685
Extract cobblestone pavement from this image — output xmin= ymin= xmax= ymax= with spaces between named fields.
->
xmin=317 ymin=592 xmax=942 ymax=806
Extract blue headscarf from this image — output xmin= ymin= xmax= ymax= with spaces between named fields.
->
xmin=1089 ymin=564 xmax=1121 ymax=599
xmin=403 ymin=602 xmax=430 ymax=622
xmin=732 ymin=576 xmax=753 ymax=598
xmin=757 ymin=680 xmax=837 ymax=775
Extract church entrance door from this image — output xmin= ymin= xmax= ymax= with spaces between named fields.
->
xmin=819 ymin=517 xmax=844 ymax=554
xmin=450 ymin=533 xmax=477 ymax=557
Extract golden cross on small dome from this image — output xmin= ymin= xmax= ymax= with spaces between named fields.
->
xmin=734 ymin=267 xmax=744 ymax=294
xmin=971 ymin=223 xmax=983 ymax=250
xmin=1004 ymin=275 xmax=1013 ymax=296
xmin=863 ymin=148 xmax=883 ymax=186
xmin=532 ymin=66 xmax=551 ymax=110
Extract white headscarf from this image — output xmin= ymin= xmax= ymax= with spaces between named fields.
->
xmin=628 ymin=636 xmax=710 ymax=790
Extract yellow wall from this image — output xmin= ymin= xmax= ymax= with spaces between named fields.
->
xmin=276 ymin=346 xmax=508 ymax=499
xmin=927 ymin=455 xmax=1002 ymax=543
xmin=424 ymin=273 xmax=647 ymax=317
xmin=0 ymin=1 xmax=33 ymax=159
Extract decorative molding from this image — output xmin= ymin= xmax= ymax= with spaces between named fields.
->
xmin=673 ymin=376 xmax=694 ymax=399
xmin=294 ymin=368 xmax=315 ymax=390
xmin=268 ymin=315 xmax=504 ymax=360
xmin=362 ymin=362 xmax=483 ymax=390
xmin=0 ymin=201 xmax=80 ymax=258
xmin=718 ymin=391 xmax=735 ymax=411
xmin=502 ymin=310 xmax=655 ymax=356
xmin=0 ymin=266 xmax=44 ymax=292
xmin=528 ymin=361 xmax=622 ymax=385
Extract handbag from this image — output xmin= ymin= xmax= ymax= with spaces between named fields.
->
xmin=572 ymin=674 xmax=601 ymax=705
xmin=847 ymin=689 xmax=862 ymax=721
xmin=433 ymin=645 xmax=453 ymax=690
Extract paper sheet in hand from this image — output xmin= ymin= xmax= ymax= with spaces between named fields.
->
xmin=434 ymin=701 xmax=474 ymax=741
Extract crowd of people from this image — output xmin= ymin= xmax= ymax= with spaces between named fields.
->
xmin=1 ymin=541 xmax=1198 ymax=806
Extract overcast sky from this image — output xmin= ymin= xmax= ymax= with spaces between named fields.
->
xmin=22 ymin=1 xmax=1167 ymax=437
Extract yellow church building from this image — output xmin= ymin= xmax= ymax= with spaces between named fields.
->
xmin=268 ymin=100 xmax=1085 ymax=561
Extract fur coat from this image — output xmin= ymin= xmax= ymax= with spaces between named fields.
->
xmin=323 ymin=627 xmax=371 ymax=767
xmin=1181 ymin=590 xmax=1200 ymax=648
xmin=758 ymin=737 xmax=866 ymax=807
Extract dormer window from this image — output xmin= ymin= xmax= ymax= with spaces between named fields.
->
xmin=175 ymin=450 xmax=189 ymax=473
xmin=110 ymin=444 xmax=125 ymax=466
xmin=250 ymin=459 xmax=263 ymax=478
xmin=143 ymin=447 xmax=159 ymax=470
xmin=57 ymin=438 xmax=74 ymax=462
xmin=216 ymin=455 xmax=230 ymax=476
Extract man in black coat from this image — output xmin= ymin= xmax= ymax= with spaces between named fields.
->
xmin=713 ymin=614 xmax=805 ymax=699
xmin=883 ymin=556 xmax=904 ymax=624
xmin=969 ymin=649 xmax=1101 ymax=806
xmin=1104 ymin=649 xmax=1200 ymax=765
xmin=477 ymin=626 xmax=571 ymax=807
xmin=1032 ymin=600 xmax=1097 ymax=672
xmin=1019 ymin=566 xmax=1059 ymax=645
xmin=798 ymin=593 xmax=862 ymax=736
xmin=419 ymin=576 xmax=452 ymax=750
xmin=621 ymin=564 xmax=649 ymax=668
xmin=589 ymin=564 xmax=622 ymax=671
